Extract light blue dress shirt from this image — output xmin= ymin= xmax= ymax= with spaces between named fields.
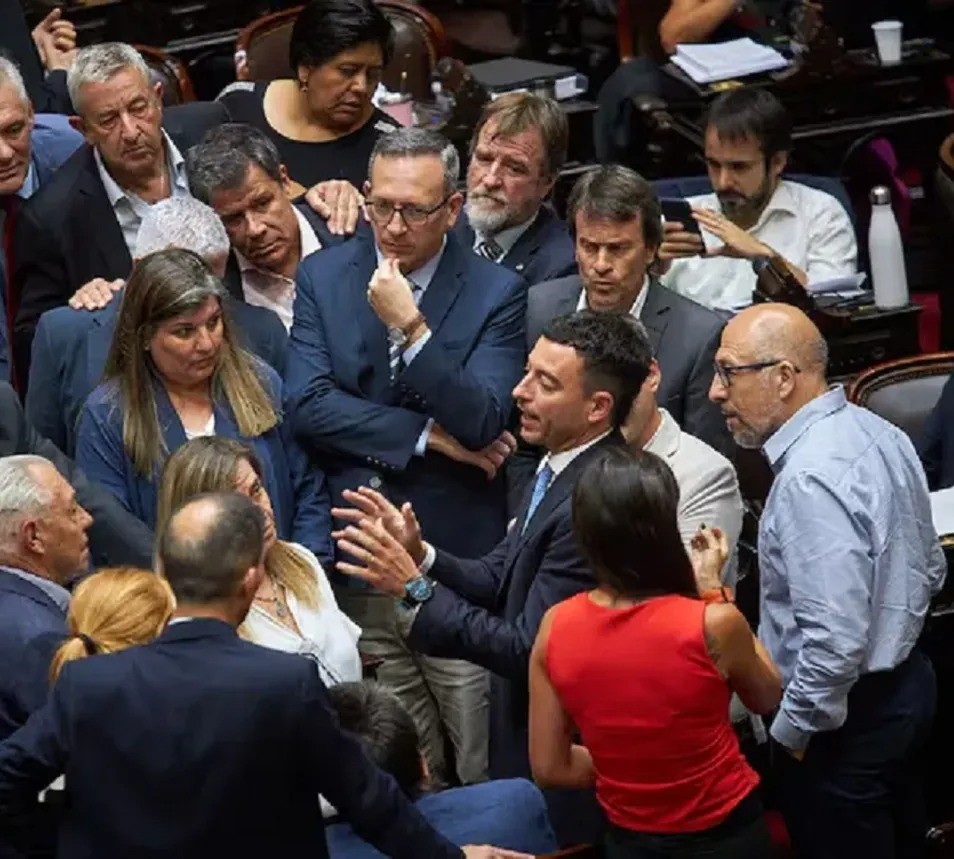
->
xmin=758 ymin=386 xmax=946 ymax=752
xmin=373 ymin=240 xmax=446 ymax=456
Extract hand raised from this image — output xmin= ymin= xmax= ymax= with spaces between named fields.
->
xmin=368 ymin=258 xmax=419 ymax=330
xmin=332 ymin=487 xmax=424 ymax=564
xmin=690 ymin=524 xmax=729 ymax=592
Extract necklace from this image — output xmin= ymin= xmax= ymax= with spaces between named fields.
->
xmin=254 ymin=584 xmax=290 ymax=620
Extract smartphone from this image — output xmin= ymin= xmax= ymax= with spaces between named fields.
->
xmin=659 ymin=197 xmax=702 ymax=236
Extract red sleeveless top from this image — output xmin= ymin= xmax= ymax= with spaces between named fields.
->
xmin=545 ymin=592 xmax=759 ymax=833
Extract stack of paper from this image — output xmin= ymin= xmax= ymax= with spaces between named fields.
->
xmin=671 ymin=38 xmax=790 ymax=84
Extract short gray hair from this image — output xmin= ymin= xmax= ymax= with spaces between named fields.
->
xmin=0 ymin=456 xmax=55 ymax=549
xmin=369 ymin=128 xmax=460 ymax=195
xmin=0 ymin=58 xmax=29 ymax=106
xmin=186 ymin=123 xmax=283 ymax=205
xmin=135 ymin=197 xmax=230 ymax=262
xmin=67 ymin=43 xmax=152 ymax=115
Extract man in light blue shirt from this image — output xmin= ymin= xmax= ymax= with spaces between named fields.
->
xmin=709 ymin=302 xmax=944 ymax=859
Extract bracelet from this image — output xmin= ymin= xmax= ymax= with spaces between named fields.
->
xmin=700 ymin=586 xmax=734 ymax=604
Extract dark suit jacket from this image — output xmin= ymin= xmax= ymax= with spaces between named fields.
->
xmin=408 ymin=432 xmax=621 ymax=844
xmin=0 ymin=383 xmax=152 ymax=568
xmin=0 ymin=618 xmax=463 ymax=859
xmin=526 ymin=275 xmax=730 ymax=452
xmin=27 ymin=296 xmax=287 ymax=457
xmin=286 ymin=232 xmax=527 ymax=560
xmin=454 ymin=206 xmax=576 ymax=285
xmin=12 ymin=101 xmax=229 ymax=384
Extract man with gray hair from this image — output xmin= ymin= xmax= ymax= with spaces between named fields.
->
xmin=0 ymin=56 xmax=83 ymax=386
xmin=286 ymin=127 xmax=527 ymax=788
xmin=10 ymin=41 xmax=228 ymax=388
xmin=25 ymin=196 xmax=288 ymax=455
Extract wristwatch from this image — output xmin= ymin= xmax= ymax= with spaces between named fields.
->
xmin=388 ymin=312 xmax=426 ymax=348
xmin=402 ymin=574 xmax=435 ymax=608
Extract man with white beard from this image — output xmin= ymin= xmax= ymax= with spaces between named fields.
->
xmin=453 ymin=93 xmax=576 ymax=286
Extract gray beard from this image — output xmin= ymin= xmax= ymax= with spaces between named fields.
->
xmin=465 ymin=198 xmax=513 ymax=236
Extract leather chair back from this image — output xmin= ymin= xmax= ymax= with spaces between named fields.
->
xmin=135 ymin=45 xmax=196 ymax=105
xmin=847 ymin=352 xmax=954 ymax=442
xmin=234 ymin=1 xmax=449 ymax=102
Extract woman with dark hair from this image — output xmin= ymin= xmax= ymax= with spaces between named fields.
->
xmin=529 ymin=447 xmax=781 ymax=859
xmin=219 ymin=0 xmax=400 ymax=190
xmin=74 ymin=248 xmax=332 ymax=567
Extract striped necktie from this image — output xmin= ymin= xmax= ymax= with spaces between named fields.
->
xmin=475 ymin=238 xmax=503 ymax=262
xmin=388 ymin=281 xmax=422 ymax=383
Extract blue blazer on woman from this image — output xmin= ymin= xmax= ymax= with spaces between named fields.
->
xmin=74 ymin=363 xmax=332 ymax=566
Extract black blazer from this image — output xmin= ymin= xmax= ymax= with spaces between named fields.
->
xmin=12 ymin=101 xmax=229 ymax=383
xmin=0 ymin=618 xmax=463 ymax=859
xmin=408 ymin=432 xmax=621 ymax=845
xmin=454 ymin=206 xmax=577 ymax=285
xmin=0 ymin=383 xmax=152 ymax=568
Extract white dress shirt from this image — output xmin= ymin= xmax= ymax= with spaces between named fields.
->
xmin=576 ymin=276 xmax=651 ymax=319
xmin=237 ymin=207 xmax=322 ymax=332
xmin=660 ymin=180 xmax=857 ymax=311
xmin=94 ymin=132 xmax=191 ymax=255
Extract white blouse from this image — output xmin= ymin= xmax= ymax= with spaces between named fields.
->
xmin=244 ymin=543 xmax=362 ymax=687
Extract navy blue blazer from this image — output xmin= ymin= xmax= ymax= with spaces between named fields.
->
xmin=326 ymin=778 xmax=557 ymax=858
xmin=0 ymin=618 xmax=463 ymax=859
xmin=27 ymin=296 xmax=288 ymax=457
xmin=408 ymin=433 xmax=622 ymax=845
xmin=454 ymin=206 xmax=576 ymax=285
xmin=74 ymin=364 xmax=333 ymax=566
xmin=0 ymin=115 xmax=83 ymax=383
xmin=286 ymin=232 xmax=527 ymax=560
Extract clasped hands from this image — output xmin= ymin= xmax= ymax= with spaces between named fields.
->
xmin=32 ymin=9 xmax=76 ymax=72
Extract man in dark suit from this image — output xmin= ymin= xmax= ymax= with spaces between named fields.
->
xmin=0 ymin=57 xmax=84 ymax=384
xmin=25 ymin=196 xmax=289 ymax=455
xmin=287 ymin=128 xmax=526 ymax=788
xmin=10 ymin=41 xmax=229 ymax=386
xmin=0 ymin=383 xmax=152 ymax=568
xmin=522 ymin=166 xmax=729 ymax=474
xmin=333 ymin=311 xmax=650 ymax=845
xmin=0 ymin=491 xmax=517 ymax=859
xmin=454 ymin=93 xmax=575 ymax=285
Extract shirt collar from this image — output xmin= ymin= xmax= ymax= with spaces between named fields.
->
xmin=748 ymin=181 xmax=798 ymax=232
xmin=236 ymin=205 xmax=322 ymax=276
xmin=18 ymin=162 xmax=37 ymax=199
xmin=642 ymin=408 xmax=680 ymax=458
xmin=762 ymin=385 xmax=848 ymax=471
xmin=0 ymin=565 xmax=70 ymax=612
xmin=94 ymin=131 xmax=188 ymax=209
xmin=541 ymin=430 xmax=612 ymax=479
xmin=577 ymin=276 xmax=650 ymax=318
xmin=475 ymin=211 xmax=538 ymax=257
xmin=374 ymin=237 xmax=447 ymax=292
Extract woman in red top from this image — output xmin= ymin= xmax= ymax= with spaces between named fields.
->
xmin=529 ymin=447 xmax=782 ymax=859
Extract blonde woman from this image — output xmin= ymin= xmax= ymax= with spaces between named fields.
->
xmin=158 ymin=437 xmax=362 ymax=687
xmin=74 ymin=248 xmax=332 ymax=567
xmin=50 ymin=568 xmax=175 ymax=682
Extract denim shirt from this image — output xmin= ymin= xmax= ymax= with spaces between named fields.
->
xmin=758 ymin=386 xmax=945 ymax=751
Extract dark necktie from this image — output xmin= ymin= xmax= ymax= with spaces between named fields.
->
xmin=475 ymin=239 xmax=503 ymax=262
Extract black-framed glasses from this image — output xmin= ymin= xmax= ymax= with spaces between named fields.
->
xmin=365 ymin=194 xmax=452 ymax=228
xmin=713 ymin=359 xmax=800 ymax=388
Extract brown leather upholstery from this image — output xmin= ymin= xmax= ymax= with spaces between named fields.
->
xmin=134 ymin=45 xmax=196 ymax=105
xmin=234 ymin=1 xmax=449 ymax=101
xmin=847 ymin=352 xmax=954 ymax=442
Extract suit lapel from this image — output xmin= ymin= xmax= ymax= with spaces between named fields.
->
xmin=502 ymin=209 xmax=545 ymax=277
xmin=86 ymin=303 xmax=120 ymax=391
xmin=454 ymin=213 xmax=476 ymax=251
xmin=417 ymin=236 xmax=464 ymax=337
xmin=640 ymin=279 xmax=671 ymax=357
xmin=351 ymin=240 xmax=391 ymax=397
xmin=222 ymin=253 xmax=244 ymax=301
xmin=77 ymin=150 xmax=132 ymax=279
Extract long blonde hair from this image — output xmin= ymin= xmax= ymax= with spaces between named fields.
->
xmin=103 ymin=248 xmax=278 ymax=477
xmin=157 ymin=437 xmax=319 ymax=611
xmin=49 ymin=568 xmax=175 ymax=682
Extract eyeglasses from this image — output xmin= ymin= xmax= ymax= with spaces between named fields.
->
xmin=365 ymin=194 xmax=452 ymax=228
xmin=713 ymin=359 xmax=800 ymax=388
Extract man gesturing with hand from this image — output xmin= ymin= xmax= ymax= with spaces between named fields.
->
xmin=286 ymin=128 xmax=527 ymax=790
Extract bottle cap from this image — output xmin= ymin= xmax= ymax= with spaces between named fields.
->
xmin=870 ymin=186 xmax=892 ymax=205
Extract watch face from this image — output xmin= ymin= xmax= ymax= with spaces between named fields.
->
xmin=406 ymin=576 xmax=433 ymax=602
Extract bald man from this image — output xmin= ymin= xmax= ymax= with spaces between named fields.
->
xmin=709 ymin=303 xmax=945 ymax=859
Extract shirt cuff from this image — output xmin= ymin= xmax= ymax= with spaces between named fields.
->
xmin=413 ymin=418 xmax=434 ymax=457
xmin=419 ymin=542 xmax=436 ymax=574
xmin=770 ymin=706 xmax=811 ymax=752
xmin=402 ymin=329 xmax=431 ymax=365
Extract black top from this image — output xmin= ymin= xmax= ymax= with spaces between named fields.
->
xmin=217 ymin=81 xmax=400 ymax=189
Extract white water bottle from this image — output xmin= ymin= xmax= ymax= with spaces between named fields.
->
xmin=868 ymin=186 xmax=909 ymax=309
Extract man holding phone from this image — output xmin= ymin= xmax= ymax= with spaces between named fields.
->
xmin=658 ymin=89 xmax=856 ymax=312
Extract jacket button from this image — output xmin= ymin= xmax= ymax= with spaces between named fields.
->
xmin=369 ymin=476 xmax=383 ymax=490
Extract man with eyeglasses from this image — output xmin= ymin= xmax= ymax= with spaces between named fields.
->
xmin=286 ymin=127 xmax=527 ymax=791
xmin=710 ymin=302 xmax=944 ymax=859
